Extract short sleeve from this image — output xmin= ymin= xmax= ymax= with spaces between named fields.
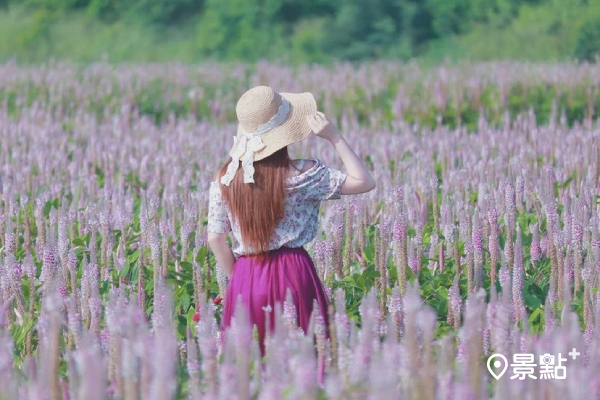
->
xmin=207 ymin=181 xmax=232 ymax=233
xmin=305 ymin=159 xmax=347 ymax=201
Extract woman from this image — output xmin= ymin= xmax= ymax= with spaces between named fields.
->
xmin=206 ymin=86 xmax=376 ymax=374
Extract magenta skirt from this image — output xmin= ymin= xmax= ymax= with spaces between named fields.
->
xmin=220 ymin=245 xmax=330 ymax=358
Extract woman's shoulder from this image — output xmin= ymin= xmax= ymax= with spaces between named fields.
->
xmin=292 ymin=158 xmax=318 ymax=174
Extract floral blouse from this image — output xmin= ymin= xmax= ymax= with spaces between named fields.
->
xmin=207 ymin=158 xmax=347 ymax=258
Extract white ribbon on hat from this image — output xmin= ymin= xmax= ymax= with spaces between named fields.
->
xmin=220 ymin=97 xmax=291 ymax=186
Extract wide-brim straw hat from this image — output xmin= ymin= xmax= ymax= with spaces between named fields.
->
xmin=231 ymin=86 xmax=316 ymax=161
xmin=220 ymin=86 xmax=317 ymax=186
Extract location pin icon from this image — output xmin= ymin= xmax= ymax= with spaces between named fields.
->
xmin=487 ymin=354 xmax=508 ymax=380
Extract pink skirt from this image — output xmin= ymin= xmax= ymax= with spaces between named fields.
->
xmin=220 ymin=246 xmax=330 ymax=376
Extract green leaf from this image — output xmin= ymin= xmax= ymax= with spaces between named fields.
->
xmin=528 ymin=307 xmax=543 ymax=324
xmin=181 ymin=293 xmax=191 ymax=311
xmin=195 ymin=245 xmax=208 ymax=263
xmin=362 ymin=269 xmax=380 ymax=279
xmin=525 ymin=294 xmax=542 ymax=309
xmin=436 ymin=286 xmax=449 ymax=300
xmin=120 ymin=259 xmax=131 ymax=278
xmin=128 ymin=249 xmax=140 ymax=264
xmin=363 ymin=245 xmax=375 ymax=263
xmin=15 ymin=318 xmax=35 ymax=343
xmin=180 ymin=261 xmax=193 ymax=270
xmin=177 ymin=315 xmax=187 ymax=339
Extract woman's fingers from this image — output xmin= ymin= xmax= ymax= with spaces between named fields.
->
xmin=306 ymin=116 xmax=320 ymax=132
xmin=317 ymin=112 xmax=329 ymax=123
xmin=306 ymin=113 xmax=328 ymax=134
xmin=307 ymin=114 xmax=322 ymax=127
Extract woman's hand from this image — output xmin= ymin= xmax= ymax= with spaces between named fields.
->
xmin=306 ymin=111 xmax=340 ymax=142
xmin=306 ymin=111 xmax=376 ymax=195
xmin=207 ymin=233 xmax=235 ymax=278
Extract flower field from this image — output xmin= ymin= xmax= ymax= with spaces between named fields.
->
xmin=1 ymin=60 xmax=600 ymax=399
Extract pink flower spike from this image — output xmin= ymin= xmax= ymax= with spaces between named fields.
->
xmin=355 ymin=251 xmax=363 ymax=263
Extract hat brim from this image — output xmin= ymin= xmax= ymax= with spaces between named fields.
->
xmin=229 ymin=92 xmax=317 ymax=161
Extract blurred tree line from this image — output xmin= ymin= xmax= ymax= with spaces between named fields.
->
xmin=2 ymin=0 xmax=600 ymax=62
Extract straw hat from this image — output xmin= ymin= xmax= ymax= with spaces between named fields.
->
xmin=220 ymin=86 xmax=317 ymax=186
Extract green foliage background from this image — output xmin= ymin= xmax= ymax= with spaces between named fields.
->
xmin=1 ymin=0 xmax=600 ymax=64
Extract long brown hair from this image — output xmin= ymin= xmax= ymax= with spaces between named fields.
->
xmin=215 ymin=146 xmax=292 ymax=263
